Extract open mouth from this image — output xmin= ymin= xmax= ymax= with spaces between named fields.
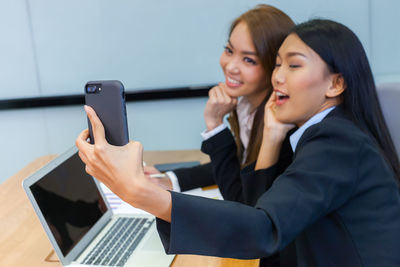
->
xmin=226 ymin=77 xmax=242 ymax=87
xmin=275 ymin=91 xmax=289 ymax=105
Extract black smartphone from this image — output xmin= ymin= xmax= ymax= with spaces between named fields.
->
xmin=154 ymin=161 xmax=201 ymax=172
xmin=85 ymin=80 xmax=129 ymax=146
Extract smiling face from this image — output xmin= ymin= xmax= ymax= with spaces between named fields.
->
xmin=219 ymin=22 xmax=268 ymax=108
xmin=272 ymin=33 xmax=344 ymax=127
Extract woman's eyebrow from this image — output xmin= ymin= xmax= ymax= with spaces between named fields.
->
xmin=228 ymin=40 xmax=257 ymax=56
xmin=242 ymin=50 xmax=257 ymax=56
xmin=227 ymin=40 xmax=234 ymax=48
xmin=286 ymin=51 xmax=307 ymax=58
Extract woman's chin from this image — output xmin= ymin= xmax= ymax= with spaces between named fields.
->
xmin=274 ymin=113 xmax=295 ymax=125
xmin=224 ymin=88 xmax=242 ymax=98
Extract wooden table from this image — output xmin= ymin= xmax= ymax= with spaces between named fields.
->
xmin=0 ymin=150 xmax=259 ymax=267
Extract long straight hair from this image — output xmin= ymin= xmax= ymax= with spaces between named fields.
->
xmin=292 ymin=19 xmax=400 ymax=182
xmin=227 ymin=4 xmax=294 ymax=166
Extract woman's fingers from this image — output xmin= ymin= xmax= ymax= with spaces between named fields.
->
xmin=204 ymin=83 xmax=237 ymax=131
xmin=76 ymin=129 xmax=91 ymax=155
xmin=262 ymin=91 xmax=296 ymax=143
xmin=266 ymin=91 xmax=276 ymax=108
xmin=128 ymin=141 xmax=145 ymax=174
xmin=78 ymin=150 xmax=89 ymax=166
xmin=219 ymin=83 xmax=238 ymax=105
xmin=84 ymin=105 xmax=107 ymax=146
xmin=208 ymin=86 xmax=216 ymax=99
xmin=221 ymin=87 xmax=237 ymax=106
xmin=213 ymin=85 xmax=224 ymax=100
xmin=217 ymin=83 xmax=238 ymax=106
xmin=74 ymin=105 xmax=158 ymax=212
xmin=76 ymin=128 xmax=90 ymax=145
xmin=144 ymin=166 xmax=161 ymax=175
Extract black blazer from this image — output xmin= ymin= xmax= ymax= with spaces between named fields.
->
xmin=174 ymin=125 xmax=293 ymax=266
xmin=199 ymin=127 xmax=293 ymax=205
xmin=173 ymin=128 xmax=293 ymax=204
xmin=200 ymin=126 xmax=295 ymax=267
xmin=157 ymin=107 xmax=400 ymax=266
xmin=173 ymin=162 xmax=215 ymax=192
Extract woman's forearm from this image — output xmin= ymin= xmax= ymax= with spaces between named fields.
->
xmin=255 ymin=131 xmax=284 ymax=170
xmin=126 ymin=180 xmax=172 ymax=222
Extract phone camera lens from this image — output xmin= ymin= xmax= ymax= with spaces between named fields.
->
xmin=87 ymin=85 xmax=96 ymax=93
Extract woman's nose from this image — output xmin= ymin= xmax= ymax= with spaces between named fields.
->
xmin=225 ymin=58 xmax=240 ymax=74
xmin=272 ymin=67 xmax=284 ymax=85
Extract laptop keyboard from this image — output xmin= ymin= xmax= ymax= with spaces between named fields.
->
xmin=82 ymin=217 xmax=154 ymax=266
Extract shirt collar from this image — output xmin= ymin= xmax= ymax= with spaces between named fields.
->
xmin=236 ymin=96 xmax=257 ymax=150
xmin=236 ymin=97 xmax=254 ymax=118
xmin=289 ymin=106 xmax=336 ymax=152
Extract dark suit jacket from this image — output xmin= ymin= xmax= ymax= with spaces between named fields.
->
xmin=173 ymin=128 xmax=293 ymax=204
xmin=199 ymin=127 xmax=293 ymax=205
xmin=174 ymin=125 xmax=294 ymax=267
xmin=199 ymin=127 xmax=295 ymax=267
xmin=173 ymin=163 xmax=215 ymax=192
xmin=157 ymin=107 xmax=400 ymax=266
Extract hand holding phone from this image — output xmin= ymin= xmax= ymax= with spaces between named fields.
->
xmin=85 ymin=80 xmax=129 ymax=146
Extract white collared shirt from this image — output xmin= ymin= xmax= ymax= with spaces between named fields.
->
xmin=236 ymin=97 xmax=256 ymax=159
xmin=289 ymin=106 xmax=336 ymax=152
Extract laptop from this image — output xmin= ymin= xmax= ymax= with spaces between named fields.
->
xmin=23 ymin=146 xmax=175 ymax=267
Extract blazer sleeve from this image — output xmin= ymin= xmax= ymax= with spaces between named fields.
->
xmin=201 ymin=128 xmax=293 ymax=205
xmin=240 ymin=135 xmax=293 ymax=206
xmin=173 ymin=163 xmax=215 ymax=192
xmin=156 ymin=123 xmax=360 ymax=259
xmin=201 ymin=128 xmax=244 ymax=202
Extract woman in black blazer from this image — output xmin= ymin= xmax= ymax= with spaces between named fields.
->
xmin=144 ymin=5 xmax=294 ymax=200
xmin=77 ymin=19 xmax=400 ymax=266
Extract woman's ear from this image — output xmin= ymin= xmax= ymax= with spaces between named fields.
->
xmin=326 ymin=74 xmax=346 ymax=98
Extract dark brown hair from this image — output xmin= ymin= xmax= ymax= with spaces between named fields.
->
xmin=227 ymin=5 xmax=294 ymax=166
xmin=292 ymin=19 xmax=400 ymax=182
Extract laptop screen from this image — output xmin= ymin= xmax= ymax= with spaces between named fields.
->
xmin=29 ymin=152 xmax=108 ymax=256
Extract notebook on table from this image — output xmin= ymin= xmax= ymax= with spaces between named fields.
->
xmin=22 ymin=146 xmax=175 ymax=267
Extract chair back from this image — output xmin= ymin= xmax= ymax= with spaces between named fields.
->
xmin=377 ymin=83 xmax=400 ymax=158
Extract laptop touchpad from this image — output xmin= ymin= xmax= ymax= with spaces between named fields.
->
xmin=142 ymin=232 xmax=163 ymax=251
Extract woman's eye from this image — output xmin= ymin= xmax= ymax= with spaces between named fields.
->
xmin=244 ymin=57 xmax=256 ymax=65
xmin=224 ymin=46 xmax=233 ymax=54
xmin=275 ymin=63 xmax=281 ymax=68
xmin=289 ymin=64 xmax=301 ymax=68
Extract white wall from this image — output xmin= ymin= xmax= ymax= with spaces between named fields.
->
xmin=3 ymin=0 xmax=400 ymax=99
xmin=0 ymin=0 xmax=39 ymax=98
xmin=0 ymin=97 xmax=207 ymax=183
xmin=1 ymin=0 xmax=400 ymax=183
xmin=370 ymin=0 xmax=400 ymax=84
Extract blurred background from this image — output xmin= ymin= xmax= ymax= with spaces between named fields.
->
xmin=1 ymin=0 xmax=399 ymax=183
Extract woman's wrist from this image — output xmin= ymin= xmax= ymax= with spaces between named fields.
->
xmin=262 ymin=126 xmax=287 ymax=144
xmin=148 ymin=185 xmax=172 ymax=222
xmin=128 ymin=177 xmax=172 ymax=222
xmin=205 ymin=117 xmax=223 ymax=131
xmin=255 ymin=132 xmax=284 ymax=170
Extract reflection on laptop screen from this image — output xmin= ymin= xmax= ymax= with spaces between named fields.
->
xmin=29 ymin=152 xmax=107 ymax=256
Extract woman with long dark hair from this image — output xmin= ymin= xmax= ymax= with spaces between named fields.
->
xmin=77 ymin=19 xmax=400 ymax=266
